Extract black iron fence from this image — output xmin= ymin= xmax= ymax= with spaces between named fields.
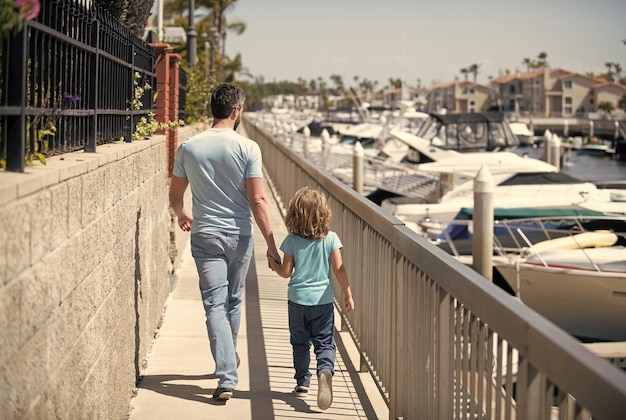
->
xmin=0 ymin=0 xmax=155 ymax=172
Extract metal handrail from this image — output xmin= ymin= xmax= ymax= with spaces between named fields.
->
xmin=244 ymin=115 xmax=626 ymax=420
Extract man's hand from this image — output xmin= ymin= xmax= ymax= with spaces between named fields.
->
xmin=177 ymin=211 xmax=193 ymax=232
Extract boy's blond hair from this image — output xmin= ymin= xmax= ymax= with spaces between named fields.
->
xmin=284 ymin=187 xmax=332 ymax=240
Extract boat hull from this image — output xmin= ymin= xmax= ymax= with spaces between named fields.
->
xmin=496 ymin=263 xmax=626 ymax=342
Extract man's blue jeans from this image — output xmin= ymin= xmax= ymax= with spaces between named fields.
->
xmin=191 ymin=232 xmax=253 ymax=389
xmin=288 ymin=300 xmax=336 ymax=387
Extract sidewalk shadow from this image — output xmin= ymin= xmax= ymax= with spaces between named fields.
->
xmin=136 ymin=373 xmax=318 ymax=413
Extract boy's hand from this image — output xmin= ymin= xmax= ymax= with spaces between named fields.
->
xmin=344 ymin=295 xmax=354 ymax=313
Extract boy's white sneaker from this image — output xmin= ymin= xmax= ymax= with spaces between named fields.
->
xmin=317 ymin=370 xmax=333 ymax=410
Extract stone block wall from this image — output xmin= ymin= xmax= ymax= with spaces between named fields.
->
xmin=0 ymin=132 xmax=192 ymax=419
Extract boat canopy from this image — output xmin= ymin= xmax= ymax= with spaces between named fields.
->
xmin=416 ymin=111 xmax=520 ymax=152
xmin=497 ymin=171 xmax=583 ymax=186
xmin=438 ymin=207 xmax=607 ymax=242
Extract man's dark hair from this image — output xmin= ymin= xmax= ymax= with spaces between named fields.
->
xmin=210 ymin=83 xmax=245 ymax=119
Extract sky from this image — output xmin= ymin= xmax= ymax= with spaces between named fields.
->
xmin=222 ymin=0 xmax=626 ymax=88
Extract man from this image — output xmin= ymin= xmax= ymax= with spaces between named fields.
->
xmin=169 ymin=83 xmax=280 ymax=401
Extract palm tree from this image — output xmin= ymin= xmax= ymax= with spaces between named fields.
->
xmin=522 ymin=57 xmax=533 ymax=72
xmin=308 ymin=79 xmax=317 ymax=96
xmin=605 ymin=62 xmax=616 ymax=82
xmin=460 ymin=67 xmax=469 ymax=82
xmin=469 ymin=63 xmax=480 ymax=83
xmin=536 ymin=52 xmax=548 ymax=68
xmin=222 ymin=53 xmax=250 ymax=82
xmin=330 ymin=74 xmax=344 ymax=96
xmin=614 ymin=63 xmax=623 ymax=83
xmin=165 ymin=0 xmax=242 ymax=80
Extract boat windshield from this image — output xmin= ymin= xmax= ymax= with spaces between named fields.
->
xmin=338 ymin=136 xmax=376 ymax=149
xmin=416 ymin=113 xmax=519 ymax=152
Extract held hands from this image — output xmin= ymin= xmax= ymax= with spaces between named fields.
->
xmin=267 ymin=248 xmax=281 ymax=271
xmin=268 ymin=257 xmax=280 ymax=272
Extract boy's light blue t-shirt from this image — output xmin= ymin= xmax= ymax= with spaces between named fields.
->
xmin=172 ymin=128 xmax=263 ymax=235
xmin=280 ymin=231 xmax=343 ymax=306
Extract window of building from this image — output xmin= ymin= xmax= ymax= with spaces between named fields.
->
xmin=564 ymin=80 xmax=572 ymax=89
xmin=509 ymin=84 xmax=515 ymax=94
xmin=564 ymin=106 xmax=572 ymax=114
xmin=469 ymin=88 xmax=475 ymax=95
xmin=564 ymin=97 xmax=572 ymax=105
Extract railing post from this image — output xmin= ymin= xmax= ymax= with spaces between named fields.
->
xmin=353 ymin=141 xmax=364 ymax=194
xmin=549 ymin=133 xmax=561 ymax=171
xmin=5 ymin=28 xmax=27 ymax=172
xmin=543 ymin=129 xmax=552 ymax=163
xmin=472 ymin=165 xmax=494 ymax=281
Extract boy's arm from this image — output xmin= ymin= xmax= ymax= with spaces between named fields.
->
xmin=270 ymin=253 xmax=294 ymax=278
xmin=331 ymin=249 xmax=354 ymax=312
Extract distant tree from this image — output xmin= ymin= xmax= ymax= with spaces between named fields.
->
xmin=469 ymin=63 xmax=480 ymax=83
xmin=93 ymin=0 xmax=154 ymax=38
xmin=597 ymin=101 xmax=615 ymax=114
xmin=165 ymin=0 xmax=241 ymax=80
xmin=460 ymin=67 xmax=469 ymax=82
xmin=388 ymin=78 xmax=402 ymax=89
xmin=522 ymin=57 xmax=533 ymax=72
xmin=536 ymin=51 xmax=549 ymax=68
xmin=614 ymin=63 xmax=623 ymax=83
xmin=330 ymin=74 xmax=344 ymax=96
xmin=604 ymin=62 xmax=616 ymax=82
xmin=222 ymin=53 xmax=250 ymax=82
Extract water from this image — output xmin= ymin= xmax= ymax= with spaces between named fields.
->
xmin=513 ymin=145 xmax=626 ymax=183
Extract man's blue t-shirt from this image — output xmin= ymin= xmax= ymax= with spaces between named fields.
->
xmin=173 ymin=128 xmax=263 ymax=236
xmin=280 ymin=231 xmax=343 ymax=306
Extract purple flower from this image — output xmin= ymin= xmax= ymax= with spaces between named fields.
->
xmin=139 ymin=71 xmax=148 ymax=88
xmin=15 ymin=0 xmax=40 ymax=20
xmin=64 ymin=93 xmax=80 ymax=105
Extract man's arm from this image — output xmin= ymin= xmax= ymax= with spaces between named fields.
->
xmin=246 ymin=177 xmax=280 ymax=263
xmin=169 ymin=175 xmax=193 ymax=232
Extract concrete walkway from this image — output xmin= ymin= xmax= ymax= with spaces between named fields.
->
xmin=127 ymin=177 xmax=388 ymax=419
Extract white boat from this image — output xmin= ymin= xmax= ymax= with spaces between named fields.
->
xmin=378 ymin=146 xmax=626 ymax=238
xmin=509 ymin=121 xmax=535 ymax=146
xmin=438 ymin=216 xmax=626 ymax=342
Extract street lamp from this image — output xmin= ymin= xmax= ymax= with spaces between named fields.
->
xmin=210 ymin=27 xmax=219 ymax=79
xmin=201 ymin=32 xmax=209 ymax=76
xmin=187 ymin=0 xmax=197 ymax=65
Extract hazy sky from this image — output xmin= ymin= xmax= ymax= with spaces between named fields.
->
xmin=223 ymin=0 xmax=626 ymax=87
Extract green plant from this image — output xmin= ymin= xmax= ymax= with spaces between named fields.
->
xmin=180 ymin=61 xmax=215 ymax=125
xmin=129 ymin=71 xmax=184 ymax=141
xmin=132 ymin=111 xmax=184 ymax=141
